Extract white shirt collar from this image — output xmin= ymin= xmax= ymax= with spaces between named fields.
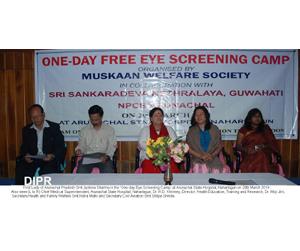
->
xmin=31 ymin=120 xmax=50 ymax=131
xmin=89 ymin=123 xmax=103 ymax=130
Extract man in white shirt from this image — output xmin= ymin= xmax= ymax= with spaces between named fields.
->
xmin=75 ymin=105 xmax=117 ymax=173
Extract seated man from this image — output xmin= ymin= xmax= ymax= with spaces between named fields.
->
xmin=16 ymin=104 xmax=65 ymax=185
xmin=75 ymin=105 xmax=117 ymax=173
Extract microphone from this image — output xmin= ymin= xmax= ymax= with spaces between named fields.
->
xmin=208 ymin=178 xmax=236 ymax=185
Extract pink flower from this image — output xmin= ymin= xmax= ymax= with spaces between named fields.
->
xmin=173 ymin=155 xmax=183 ymax=163
xmin=184 ymin=143 xmax=189 ymax=153
xmin=173 ymin=146 xmax=180 ymax=155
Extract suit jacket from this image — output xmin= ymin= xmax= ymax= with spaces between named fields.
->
xmin=186 ymin=124 xmax=223 ymax=169
xmin=20 ymin=120 xmax=65 ymax=162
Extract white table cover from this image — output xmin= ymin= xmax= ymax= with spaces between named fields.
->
xmin=43 ymin=173 xmax=295 ymax=185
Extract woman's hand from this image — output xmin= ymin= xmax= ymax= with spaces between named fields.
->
xmin=24 ymin=154 xmax=33 ymax=163
xmin=189 ymin=148 xmax=213 ymax=161
xmin=201 ymin=153 xmax=213 ymax=161
xmin=245 ymin=146 xmax=256 ymax=155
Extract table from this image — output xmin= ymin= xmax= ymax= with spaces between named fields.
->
xmin=43 ymin=173 xmax=295 ymax=185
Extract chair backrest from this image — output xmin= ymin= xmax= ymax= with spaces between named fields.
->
xmin=135 ymin=148 xmax=140 ymax=171
xmin=184 ymin=153 xmax=190 ymax=173
xmin=112 ymin=148 xmax=118 ymax=173
xmin=0 ymin=161 xmax=3 ymax=177
xmin=232 ymin=142 xmax=241 ymax=173
xmin=58 ymin=143 xmax=67 ymax=173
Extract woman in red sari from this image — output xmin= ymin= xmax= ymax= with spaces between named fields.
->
xmin=137 ymin=107 xmax=180 ymax=173
xmin=236 ymin=108 xmax=282 ymax=174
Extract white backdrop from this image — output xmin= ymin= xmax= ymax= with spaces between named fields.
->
xmin=35 ymin=49 xmax=298 ymax=141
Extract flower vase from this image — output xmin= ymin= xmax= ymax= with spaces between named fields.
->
xmin=164 ymin=162 xmax=173 ymax=185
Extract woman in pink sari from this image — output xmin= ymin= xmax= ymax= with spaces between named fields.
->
xmin=186 ymin=106 xmax=230 ymax=173
xmin=236 ymin=108 xmax=284 ymax=175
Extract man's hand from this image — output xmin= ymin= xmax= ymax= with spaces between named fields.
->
xmin=100 ymin=155 xmax=110 ymax=163
xmin=75 ymin=149 xmax=83 ymax=156
xmin=24 ymin=154 xmax=33 ymax=163
xmin=43 ymin=154 xmax=55 ymax=162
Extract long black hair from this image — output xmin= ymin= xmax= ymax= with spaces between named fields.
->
xmin=190 ymin=106 xmax=212 ymax=130
xmin=243 ymin=108 xmax=265 ymax=131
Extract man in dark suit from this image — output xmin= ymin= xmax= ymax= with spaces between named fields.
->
xmin=16 ymin=104 xmax=65 ymax=185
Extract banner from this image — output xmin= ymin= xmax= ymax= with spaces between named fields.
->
xmin=35 ymin=49 xmax=298 ymax=141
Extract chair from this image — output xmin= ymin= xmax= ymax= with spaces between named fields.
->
xmin=71 ymin=149 xmax=118 ymax=173
xmin=233 ymin=146 xmax=284 ymax=175
xmin=58 ymin=143 xmax=67 ymax=173
xmin=0 ymin=161 xmax=4 ymax=177
xmin=135 ymin=148 xmax=141 ymax=171
xmin=185 ymin=147 xmax=233 ymax=173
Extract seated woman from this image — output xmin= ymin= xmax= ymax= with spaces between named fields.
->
xmin=236 ymin=108 xmax=283 ymax=174
xmin=186 ymin=106 xmax=230 ymax=173
xmin=137 ymin=107 xmax=180 ymax=173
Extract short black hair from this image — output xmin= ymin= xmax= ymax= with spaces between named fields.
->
xmin=243 ymin=108 xmax=265 ymax=131
xmin=88 ymin=105 xmax=104 ymax=117
xmin=28 ymin=104 xmax=44 ymax=115
xmin=149 ymin=107 xmax=164 ymax=118
xmin=190 ymin=106 xmax=212 ymax=130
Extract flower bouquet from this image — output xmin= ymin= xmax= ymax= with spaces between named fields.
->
xmin=146 ymin=136 xmax=189 ymax=170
